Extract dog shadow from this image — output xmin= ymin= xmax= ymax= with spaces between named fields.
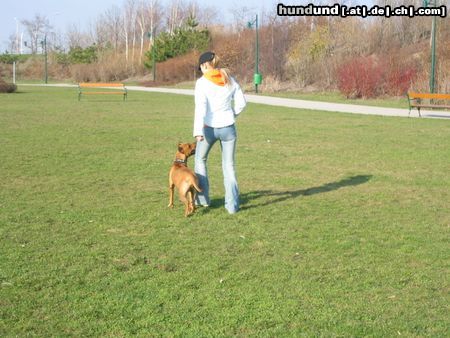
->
xmin=238 ymin=174 xmax=373 ymax=211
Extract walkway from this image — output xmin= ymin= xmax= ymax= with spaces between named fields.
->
xmin=25 ymin=84 xmax=450 ymax=119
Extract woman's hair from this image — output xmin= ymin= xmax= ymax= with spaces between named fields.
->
xmin=207 ymin=55 xmax=231 ymax=86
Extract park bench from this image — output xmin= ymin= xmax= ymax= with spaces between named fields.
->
xmin=407 ymin=92 xmax=450 ymax=117
xmin=78 ymin=83 xmax=127 ymax=101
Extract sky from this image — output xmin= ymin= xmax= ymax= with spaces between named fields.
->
xmin=1 ymin=0 xmax=373 ymax=53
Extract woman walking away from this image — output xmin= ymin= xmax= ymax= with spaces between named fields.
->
xmin=193 ymin=51 xmax=247 ymax=214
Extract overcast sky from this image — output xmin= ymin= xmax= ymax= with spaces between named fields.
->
xmin=1 ymin=0 xmax=373 ymax=53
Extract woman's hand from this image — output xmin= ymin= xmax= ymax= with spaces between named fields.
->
xmin=196 ymin=136 xmax=204 ymax=142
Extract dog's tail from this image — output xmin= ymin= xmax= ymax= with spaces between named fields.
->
xmin=193 ymin=180 xmax=202 ymax=193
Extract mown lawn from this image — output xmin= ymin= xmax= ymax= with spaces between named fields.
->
xmin=1 ymin=86 xmax=449 ymax=336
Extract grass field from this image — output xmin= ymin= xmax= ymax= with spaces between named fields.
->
xmin=1 ymin=86 xmax=449 ymax=336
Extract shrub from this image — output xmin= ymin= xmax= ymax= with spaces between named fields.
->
xmin=286 ymin=25 xmax=333 ymax=87
xmin=385 ymin=63 xmax=417 ymax=96
xmin=212 ymin=30 xmax=253 ymax=82
xmin=0 ymin=53 xmax=19 ymax=64
xmin=337 ymin=55 xmax=418 ymax=98
xmin=0 ymin=79 xmax=17 ymax=93
xmin=70 ymin=51 xmax=135 ymax=82
xmin=19 ymin=56 xmax=44 ymax=79
xmin=70 ymin=64 xmax=99 ymax=82
xmin=337 ymin=56 xmax=384 ymax=99
xmin=154 ymin=51 xmax=199 ymax=84
xmin=68 ymin=45 xmax=98 ymax=64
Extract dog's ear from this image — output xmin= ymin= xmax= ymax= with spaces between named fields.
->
xmin=178 ymin=143 xmax=184 ymax=153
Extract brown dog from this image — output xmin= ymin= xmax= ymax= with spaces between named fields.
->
xmin=168 ymin=142 xmax=202 ymax=217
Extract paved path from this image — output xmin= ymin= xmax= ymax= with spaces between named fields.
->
xmin=24 ymin=84 xmax=450 ymax=119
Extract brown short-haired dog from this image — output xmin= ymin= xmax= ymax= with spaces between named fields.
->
xmin=168 ymin=142 xmax=202 ymax=217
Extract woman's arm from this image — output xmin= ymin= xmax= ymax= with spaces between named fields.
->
xmin=233 ymin=80 xmax=246 ymax=116
xmin=194 ymin=80 xmax=207 ymax=138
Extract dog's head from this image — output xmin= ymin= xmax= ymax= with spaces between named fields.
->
xmin=177 ymin=142 xmax=197 ymax=158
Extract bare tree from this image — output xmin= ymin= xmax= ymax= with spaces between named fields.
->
xmin=137 ymin=0 xmax=162 ymax=62
xmin=229 ymin=6 xmax=254 ymax=33
xmin=196 ymin=5 xmax=218 ymax=28
xmin=21 ymin=14 xmax=52 ymax=54
xmin=137 ymin=1 xmax=148 ymax=63
xmin=97 ymin=6 xmax=122 ymax=50
xmin=167 ymin=0 xmax=185 ymax=34
xmin=66 ymin=24 xmax=94 ymax=48
xmin=122 ymin=0 xmax=137 ymax=65
xmin=7 ymin=34 xmax=18 ymax=54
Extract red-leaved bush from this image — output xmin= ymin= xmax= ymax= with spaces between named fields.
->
xmin=337 ymin=56 xmax=417 ymax=98
xmin=337 ymin=56 xmax=384 ymax=98
xmin=385 ymin=65 xmax=417 ymax=96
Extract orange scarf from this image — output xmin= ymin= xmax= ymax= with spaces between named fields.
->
xmin=203 ymin=69 xmax=225 ymax=86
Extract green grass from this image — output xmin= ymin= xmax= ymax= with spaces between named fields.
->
xmin=259 ymin=90 xmax=409 ymax=109
xmin=1 ymin=86 xmax=449 ymax=336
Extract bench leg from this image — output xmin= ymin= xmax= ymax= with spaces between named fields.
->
xmin=418 ymin=107 xmax=422 ymax=118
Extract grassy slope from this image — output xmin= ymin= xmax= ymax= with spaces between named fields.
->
xmin=0 ymin=87 xmax=449 ymax=336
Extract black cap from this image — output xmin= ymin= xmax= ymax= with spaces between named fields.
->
xmin=198 ymin=51 xmax=215 ymax=71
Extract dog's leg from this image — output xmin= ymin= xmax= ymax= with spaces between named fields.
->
xmin=178 ymin=185 xmax=190 ymax=217
xmin=168 ymin=169 xmax=175 ymax=208
xmin=188 ymin=187 xmax=196 ymax=214
xmin=192 ymin=188 xmax=197 ymax=212
xmin=168 ymin=177 xmax=175 ymax=208
xmin=168 ymin=184 xmax=175 ymax=208
xmin=187 ymin=191 xmax=193 ymax=215
xmin=180 ymin=193 xmax=190 ymax=217
xmin=186 ymin=188 xmax=193 ymax=215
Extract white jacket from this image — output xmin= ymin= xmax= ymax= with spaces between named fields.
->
xmin=193 ymin=75 xmax=247 ymax=137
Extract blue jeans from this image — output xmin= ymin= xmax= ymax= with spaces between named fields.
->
xmin=195 ymin=125 xmax=239 ymax=214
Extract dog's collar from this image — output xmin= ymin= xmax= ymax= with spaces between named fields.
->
xmin=174 ymin=158 xmax=187 ymax=164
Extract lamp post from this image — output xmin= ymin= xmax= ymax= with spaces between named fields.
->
xmin=423 ymin=0 xmax=437 ymax=93
xmin=247 ymin=14 xmax=262 ymax=93
xmin=147 ymin=30 xmax=157 ymax=81
xmin=40 ymin=13 xmax=60 ymax=84
xmin=40 ymin=35 xmax=48 ymax=84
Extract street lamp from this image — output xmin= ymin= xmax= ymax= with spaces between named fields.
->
xmin=41 ymin=35 xmax=48 ymax=84
xmin=247 ymin=14 xmax=262 ymax=93
xmin=423 ymin=0 xmax=437 ymax=93
xmin=41 ymin=13 xmax=60 ymax=84
xmin=147 ymin=30 xmax=157 ymax=81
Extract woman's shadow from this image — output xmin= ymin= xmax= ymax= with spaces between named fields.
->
xmin=236 ymin=174 xmax=373 ymax=211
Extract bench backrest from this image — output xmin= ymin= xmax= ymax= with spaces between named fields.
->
xmin=79 ymin=83 xmax=125 ymax=88
xmin=408 ymin=92 xmax=450 ymax=100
